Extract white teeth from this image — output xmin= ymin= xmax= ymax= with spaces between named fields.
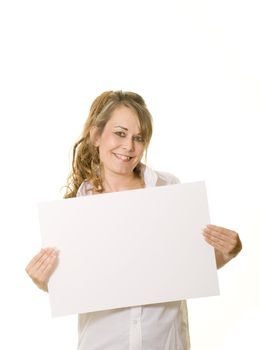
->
xmin=114 ymin=154 xmax=131 ymax=161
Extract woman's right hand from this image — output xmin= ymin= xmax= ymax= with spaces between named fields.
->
xmin=25 ymin=247 xmax=59 ymax=292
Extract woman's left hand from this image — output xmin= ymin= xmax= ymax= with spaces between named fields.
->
xmin=202 ymin=224 xmax=242 ymax=268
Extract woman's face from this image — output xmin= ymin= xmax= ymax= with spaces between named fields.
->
xmin=94 ymin=105 xmax=146 ymax=177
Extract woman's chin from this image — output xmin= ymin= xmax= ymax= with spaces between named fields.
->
xmin=104 ymin=164 xmax=136 ymax=176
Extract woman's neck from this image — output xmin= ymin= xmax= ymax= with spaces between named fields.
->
xmin=102 ymin=170 xmax=144 ymax=193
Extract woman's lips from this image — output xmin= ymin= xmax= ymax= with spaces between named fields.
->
xmin=113 ymin=153 xmax=133 ymax=161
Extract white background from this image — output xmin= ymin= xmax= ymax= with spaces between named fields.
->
xmin=0 ymin=0 xmax=258 ymax=349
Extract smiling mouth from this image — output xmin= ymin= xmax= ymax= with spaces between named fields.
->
xmin=113 ymin=153 xmax=134 ymax=161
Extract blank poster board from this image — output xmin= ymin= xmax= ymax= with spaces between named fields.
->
xmin=38 ymin=182 xmax=219 ymax=317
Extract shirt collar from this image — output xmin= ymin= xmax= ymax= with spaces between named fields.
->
xmin=142 ymin=164 xmax=158 ymax=187
xmin=77 ymin=164 xmax=158 ymax=196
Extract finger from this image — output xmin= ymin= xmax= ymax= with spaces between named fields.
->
xmin=203 ymin=234 xmax=230 ymax=253
xmin=30 ymin=249 xmax=57 ymax=276
xmin=26 ymin=249 xmax=58 ymax=281
xmin=25 ymin=249 xmax=46 ymax=272
xmin=202 ymin=230 xmax=228 ymax=245
xmin=36 ymin=248 xmax=58 ymax=271
xmin=205 ymin=225 xmax=237 ymax=238
xmin=203 ymin=231 xmax=225 ymax=247
xmin=203 ymin=230 xmax=240 ymax=255
xmin=203 ymin=232 xmax=236 ymax=253
xmin=31 ymin=252 xmax=58 ymax=289
xmin=39 ymin=250 xmax=58 ymax=275
xmin=25 ymin=247 xmax=55 ymax=273
xmin=203 ymin=227 xmax=237 ymax=244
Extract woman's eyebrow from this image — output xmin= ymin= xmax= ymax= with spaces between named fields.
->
xmin=114 ymin=125 xmax=128 ymax=131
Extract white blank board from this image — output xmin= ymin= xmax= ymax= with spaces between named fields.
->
xmin=38 ymin=182 xmax=219 ymax=317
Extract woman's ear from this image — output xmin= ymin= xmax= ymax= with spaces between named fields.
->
xmin=90 ymin=126 xmax=100 ymax=147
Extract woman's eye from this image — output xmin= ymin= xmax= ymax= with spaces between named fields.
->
xmin=133 ymin=136 xmax=145 ymax=143
xmin=114 ymin=132 xmax=144 ymax=143
xmin=114 ymin=131 xmax=126 ymax=137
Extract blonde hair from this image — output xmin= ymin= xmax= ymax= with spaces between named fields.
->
xmin=64 ymin=90 xmax=153 ymax=198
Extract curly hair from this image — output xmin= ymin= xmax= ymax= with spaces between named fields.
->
xmin=64 ymin=90 xmax=153 ymax=198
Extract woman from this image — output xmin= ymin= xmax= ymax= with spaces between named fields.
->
xmin=26 ymin=90 xmax=242 ymax=349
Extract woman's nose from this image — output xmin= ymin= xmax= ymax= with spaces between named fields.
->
xmin=122 ymin=137 xmax=134 ymax=151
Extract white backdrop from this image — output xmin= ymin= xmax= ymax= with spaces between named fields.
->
xmin=0 ymin=1 xmax=258 ymax=349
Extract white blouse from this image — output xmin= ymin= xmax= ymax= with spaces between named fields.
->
xmin=76 ymin=165 xmax=190 ymax=350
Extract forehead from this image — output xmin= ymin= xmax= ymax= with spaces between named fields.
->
xmin=107 ymin=106 xmax=141 ymax=132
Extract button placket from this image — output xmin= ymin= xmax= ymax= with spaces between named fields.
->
xmin=129 ymin=307 xmax=142 ymax=350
